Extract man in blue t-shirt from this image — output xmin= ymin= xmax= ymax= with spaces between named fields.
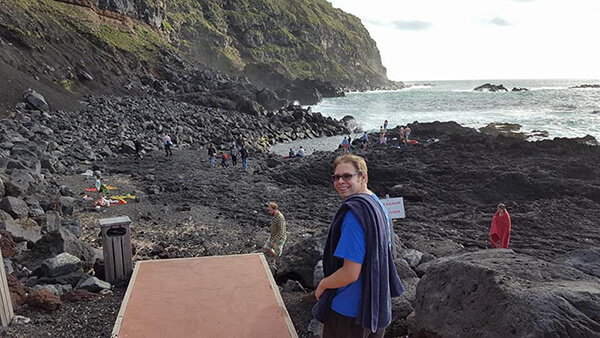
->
xmin=315 ymin=154 xmax=400 ymax=338
xmin=330 ymin=193 xmax=391 ymax=319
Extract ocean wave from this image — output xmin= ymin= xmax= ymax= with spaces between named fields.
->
xmin=553 ymin=104 xmax=578 ymax=110
xmin=346 ymin=89 xmax=404 ymax=95
xmin=528 ymin=86 xmax=569 ymax=91
xmin=403 ymin=86 xmax=430 ymax=90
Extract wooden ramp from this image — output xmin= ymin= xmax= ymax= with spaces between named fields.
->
xmin=112 ymin=254 xmax=297 ymax=338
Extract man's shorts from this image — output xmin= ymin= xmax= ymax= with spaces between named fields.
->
xmin=263 ymin=238 xmax=286 ymax=258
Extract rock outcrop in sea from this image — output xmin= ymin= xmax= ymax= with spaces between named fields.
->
xmin=473 ymin=83 xmax=509 ymax=92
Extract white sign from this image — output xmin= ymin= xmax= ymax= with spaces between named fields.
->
xmin=381 ymin=197 xmax=405 ymax=219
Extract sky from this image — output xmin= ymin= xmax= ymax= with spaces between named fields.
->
xmin=327 ymin=0 xmax=600 ymax=81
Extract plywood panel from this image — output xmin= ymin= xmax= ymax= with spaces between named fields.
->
xmin=113 ymin=254 xmax=297 ymax=338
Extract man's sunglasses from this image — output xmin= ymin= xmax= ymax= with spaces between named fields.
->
xmin=331 ymin=172 xmax=362 ymax=182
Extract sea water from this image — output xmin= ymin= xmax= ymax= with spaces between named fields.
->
xmin=315 ymin=79 xmax=600 ymax=139
xmin=271 ymin=79 xmax=600 ymax=156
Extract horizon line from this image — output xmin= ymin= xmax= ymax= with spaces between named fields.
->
xmin=393 ymin=77 xmax=600 ymax=82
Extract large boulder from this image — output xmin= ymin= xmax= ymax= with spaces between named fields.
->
xmin=388 ymin=277 xmax=420 ymax=337
xmin=0 ymin=230 xmax=19 ymax=258
xmin=4 ymin=170 xmax=36 ymax=197
xmin=120 ymin=140 xmax=137 ymax=154
xmin=0 ymin=210 xmax=15 ymax=230
xmin=5 ymin=217 xmax=42 ymax=243
xmin=34 ymin=228 xmax=102 ymax=263
xmin=27 ymin=289 xmax=62 ymax=312
xmin=45 ymin=211 xmax=61 ymax=232
xmin=400 ymin=248 xmax=423 ymax=268
xmin=412 ymin=250 xmax=600 ymax=337
xmin=22 ymin=88 xmax=49 ymax=111
xmin=276 ymin=236 xmax=323 ymax=288
xmin=256 ymin=88 xmax=287 ymax=111
xmin=341 ymin=115 xmax=359 ymax=133
xmin=59 ymin=196 xmax=75 ymax=216
xmin=284 ymin=82 xmax=322 ymax=105
xmin=0 ymin=196 xmax=29 ymax=219
xmin=76 ymin=276 xmax=111 ymax=292
xmin=6 ymin=274 xmax=27 ymax=309
xmin=395 ymin=256 xmax=418 ymax=279
xmin=40 ymin=252 xmax=82 ymax=277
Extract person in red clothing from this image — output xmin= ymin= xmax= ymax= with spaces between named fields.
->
xmin=490 ymin=203 xmax=511 ymax=248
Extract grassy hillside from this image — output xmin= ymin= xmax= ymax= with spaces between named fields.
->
xmin=0 ymin=0 xmax=392 ymax=104
xmin=163 ymin=0 xmax=388 ymax=87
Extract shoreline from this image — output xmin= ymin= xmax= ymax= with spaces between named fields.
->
xmin=311 ymin=79 xmax=600 ymax=140
xmin=270 ymin=121 xmax=599 ymax=158
xmin=3 ymin=112 xmax=600 ymax=337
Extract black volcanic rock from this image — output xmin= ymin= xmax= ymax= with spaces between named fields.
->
xmin=412 ymin=250 xmax=600 ymax=338
xmin=473 ymin=83 xmax=509 ymax=92
xmin=570 ymin=84 xmax=600 ymax=89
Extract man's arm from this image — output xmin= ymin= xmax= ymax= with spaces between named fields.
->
xmin=315 ymin=259 xmax=362 ymax=300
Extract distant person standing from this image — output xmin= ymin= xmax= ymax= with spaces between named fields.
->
xmin=490 ymin=203 xmax=511 ymax=248
xmin=94 ymin=172 xmax=102 ymax=197
xmin=399 ymin=127 xmax=405 ymax=143
xmin=403 ymin=126 xmax=412 ymax=145
xmin=341 ymin=136 xmax=349 ymax=153
xmin=383 ymin=120 xmax=389 ymax=131
xmin=237 ymin=134 xmax=245 ymax=149
xmin=208 ymin=142 xmax=217 ymax=167
xmin=263 ymin=202 xmax=287 ymax=260
xmin=221 ymin=151 xmax=229 ymax=168
xmin=361 ymin=132 xmax=368 ymax=149
xmin=164 ymin=134 xmax=173 ymax=157
xmin=230 ymin=144 xmax=238 ymax=166
xmin=240 ymin=146 xmax=249 ymax=170
xmin=297 ymin=146 xmax=305 ymax=158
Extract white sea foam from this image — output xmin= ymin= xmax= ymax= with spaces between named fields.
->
xmin=312 ymin=79 xmax=600 ymax=140
xmin=528 ymin=86 xmax=569 ymax=91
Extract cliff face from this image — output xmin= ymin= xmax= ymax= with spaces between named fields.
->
xmin=0 ymin=0 xmax=395 ymax=111
xmin=163 ymin=0 xmax=391 ymax=89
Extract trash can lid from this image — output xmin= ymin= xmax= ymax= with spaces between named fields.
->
xmin=100 ymin=216 xmax=132 ymax=228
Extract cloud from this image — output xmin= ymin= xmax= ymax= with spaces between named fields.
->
xmin=489 ymin=17 xmax=513 ymax=26
xmin=391 ymin=20 xmax=433 ymax=31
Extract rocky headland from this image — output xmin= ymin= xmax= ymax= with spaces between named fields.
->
xmin=0 ymin=0 xmax=403 ymax=113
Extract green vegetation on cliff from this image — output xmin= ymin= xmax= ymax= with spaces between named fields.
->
xmin=1 ymin=0 xmax=391 ymax=91
xmin=164 ymin=0 xmax=389 ymax=87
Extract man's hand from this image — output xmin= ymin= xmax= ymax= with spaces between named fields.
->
xmin=315 ymin=280 xmax=327 ymax=300
xmin=314 ymin=259 xmax=362 ymax=301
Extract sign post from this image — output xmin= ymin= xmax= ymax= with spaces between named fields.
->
xmin=382 ymin=195 xmax=405 ymax=259
xmin=382 ymin=195 xmax=405 ymax=220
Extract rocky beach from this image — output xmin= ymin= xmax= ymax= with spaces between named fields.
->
xmin=2 ymin=0 xmax=600 ymax=336
xmin=2 ymin=97 xmax=600 ymax=336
